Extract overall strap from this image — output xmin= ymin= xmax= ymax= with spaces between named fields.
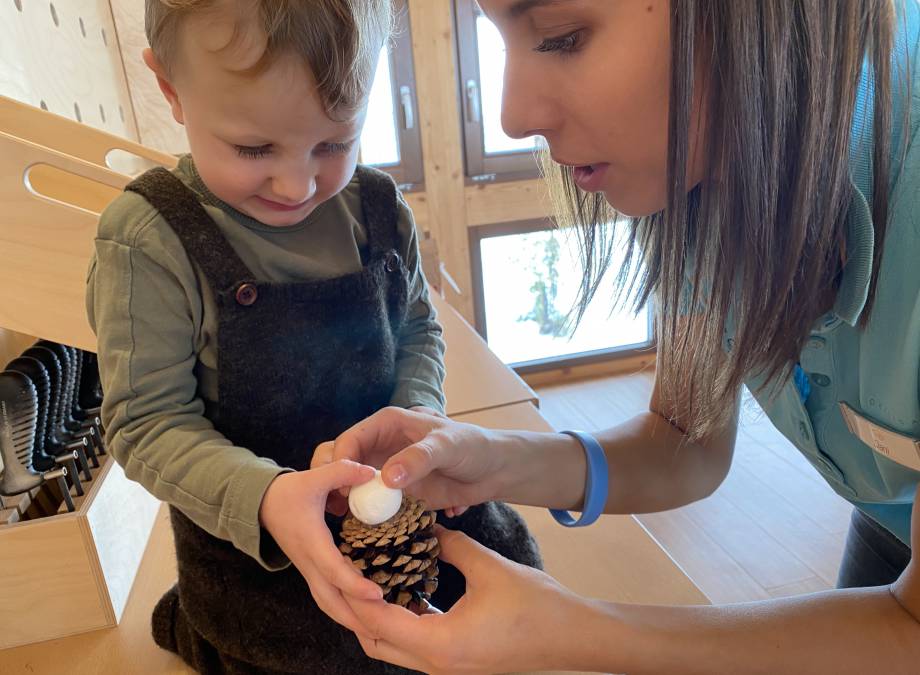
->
xmin=125 ymin=167 xmax=255 ymax=293
xmin=355 ymin=165 xmax=400 ymax=257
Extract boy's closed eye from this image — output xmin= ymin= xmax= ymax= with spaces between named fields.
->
xmin=233 ymin=141 xmax=357 ymax=159
xmin=317 ymin=140 xmax=357 ymax=156
xmin=235 ymin=143 xmax=273 ymax=159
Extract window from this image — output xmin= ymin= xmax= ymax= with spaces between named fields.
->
xmin=454 ymin=0 xmax=541 ymax=182
xmin=359 ymin=1 xmax=424 ymax=190
xmin=471 ymin=221 xmax=653 ymax=370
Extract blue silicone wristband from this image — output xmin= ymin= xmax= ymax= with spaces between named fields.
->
xmin=549 ymin=430 xmax=608 ymax=528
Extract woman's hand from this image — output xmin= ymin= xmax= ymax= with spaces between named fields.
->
xmin=312 ymin=407 xmax=508 ymax=513
xmin=258 ymin=462 xmax=385 ymax=638
xmin=344 ymin=525 xmax=586 ymax=674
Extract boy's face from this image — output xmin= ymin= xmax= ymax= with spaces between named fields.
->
xmin=145 ymin=20 xmax=365 ymax=228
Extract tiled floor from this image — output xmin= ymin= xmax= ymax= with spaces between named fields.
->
xmin=536 ymin=370 xmax=852 ymax=603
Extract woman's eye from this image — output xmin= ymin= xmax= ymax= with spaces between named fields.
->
xmin=318 ymin=141 xmax=356 ymax=156
xmin=534 ymin=30 xmax=585 ymax=55
xmin=235 ymin=144 xmax=272 ymax=159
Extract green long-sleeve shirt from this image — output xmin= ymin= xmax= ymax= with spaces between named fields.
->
xmin=86 ymin=156 xmax=445 ymax=570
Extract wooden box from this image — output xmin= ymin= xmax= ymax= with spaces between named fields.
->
xmin=0 ymin=456 xmax=160 ymax=649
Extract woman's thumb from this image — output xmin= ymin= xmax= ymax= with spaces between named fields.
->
xmin=381 ymin=441 xmax=439 ymax=488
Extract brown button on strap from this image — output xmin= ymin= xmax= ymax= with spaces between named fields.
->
xmin=235 ymin=282 xmax=258 ymax=306
xmin=385 ymin=251 xmax=401 ymax=273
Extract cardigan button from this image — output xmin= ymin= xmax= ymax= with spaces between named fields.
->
xmin=235 ymin=283 xmax=258 ymax=306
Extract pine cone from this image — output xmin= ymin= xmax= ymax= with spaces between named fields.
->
xmin=338 ymin=495 xmax=440 ymax=607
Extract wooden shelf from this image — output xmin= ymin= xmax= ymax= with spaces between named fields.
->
xmin=0 ymin=456 xmax=161 ymax=649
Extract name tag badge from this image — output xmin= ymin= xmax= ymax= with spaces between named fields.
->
xmin=840 ymin=402 xmax=920 ymax=472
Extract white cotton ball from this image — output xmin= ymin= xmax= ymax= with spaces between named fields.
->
xmin=348 ymin=470 xmax=403 ymax=525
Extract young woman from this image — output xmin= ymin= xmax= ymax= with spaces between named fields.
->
xmin=316 ymin=1 xmax=920 ymax=672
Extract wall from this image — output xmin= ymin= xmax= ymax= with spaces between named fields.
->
xmin=0 ymin=0 xmax=140 ymax=365
xmin=108 ymin=0 xmax=187 ymax=154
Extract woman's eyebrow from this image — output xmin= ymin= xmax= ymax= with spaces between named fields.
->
xmin=507 ymin=0 xmax=573 ymax=20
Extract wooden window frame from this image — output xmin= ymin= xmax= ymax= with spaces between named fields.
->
xmin=454 ymin=0 xmax=541 ymax=184
xmin=367 ymin=0 xmax=425 ymax=191
xmin=469 ymin=219 xmax=656 ymax=373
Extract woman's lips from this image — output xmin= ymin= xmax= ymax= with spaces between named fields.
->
xmin=255 ymin=196 xmax=310 ymax=212
xmin=572 ymin=163 xmax=611 ymax=192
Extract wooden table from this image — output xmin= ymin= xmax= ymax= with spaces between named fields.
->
xmin=434 ymin=293 xmax=539 ymax=417
xmin=0 ymin=401 xmax=705 ymax=675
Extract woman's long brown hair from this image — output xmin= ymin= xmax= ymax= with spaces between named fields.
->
xmin=543 ymin=0 xmax=906 ymax=441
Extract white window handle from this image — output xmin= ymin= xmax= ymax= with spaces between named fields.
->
xmin=465 ymin=79 xmax=482 ymax=124
xmin=400 ymin=86 xmax=415 ymax=130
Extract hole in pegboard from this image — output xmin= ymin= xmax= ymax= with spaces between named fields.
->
xmin=40 ymin=100 xmax=48 ymax=111
xmin=74 ymin=102 xmax=82 ymax=123
xmin=50 ymin=3 xmax=59 ymax=27
xmin=101 ymin=27 xmax=108 ymax=46
xmin=119 ymin=105 xmax=125 ymax=122
xmin=79 ymin=17 xmax=86 ymax=37
xmin=99 ymin=104 xmax=106 ymax=123
xmin=13 ymin=0 xmax=22 ymax=12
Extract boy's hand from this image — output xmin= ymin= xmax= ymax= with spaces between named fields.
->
xmin=258 ymin=463 xmax=384 ymax=638
xmin=311 ymin=441 xmax=350 ymax=516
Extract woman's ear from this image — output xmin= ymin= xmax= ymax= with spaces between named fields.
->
xmin=142 ymin=48 xmax=185 ymax=125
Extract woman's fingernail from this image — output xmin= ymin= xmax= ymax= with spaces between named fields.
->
xmin=385 ymin=465 xmax=407 ymax=486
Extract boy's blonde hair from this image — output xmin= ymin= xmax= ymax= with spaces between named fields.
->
xmin=145 ymin=0 xmax=392 ymax=116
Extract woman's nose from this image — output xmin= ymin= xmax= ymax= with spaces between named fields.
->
xmin=500 ymin=55 xmax=556 ymax=140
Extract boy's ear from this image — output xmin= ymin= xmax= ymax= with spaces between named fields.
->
xmin=143 ymin=48 xmax=185 ymax=126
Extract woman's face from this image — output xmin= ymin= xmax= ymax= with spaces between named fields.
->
xmin=480 ymin=0 xmax=705 ymax=217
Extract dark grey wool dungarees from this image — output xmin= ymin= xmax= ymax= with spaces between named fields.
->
xmin=124 ymin=166 xmax=542 ymax=674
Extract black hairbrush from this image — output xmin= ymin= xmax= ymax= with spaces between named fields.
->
xmin=21 ymin=347 xmax=89 ymax=493
xmin=22 ymin=345 xmax=93 ymax=486
xmin=36 ymin=341 xmax=82 ymax=433
xmin=4 ymin=357 xmax=56 ymax=472
xmin=0 ymin=371 xmax=74 ymax=511
xmin=78 ymin=350 xmax=104 ymax=412
xmin=0 ymin=370 xmax=44 ymax=496
xmin=65 ymin=346 xmax=104 ymax=459
xmin=34 ymin=342 xmax=102 ymax=466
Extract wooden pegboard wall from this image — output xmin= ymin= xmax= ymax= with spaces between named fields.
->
xmin=0 ymin=1 xmax=144 ymax=364
xmin=0 ymin=0 xmax=139 ymax=143
xmin=109 ymin=0 xmax=189 ymax=154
